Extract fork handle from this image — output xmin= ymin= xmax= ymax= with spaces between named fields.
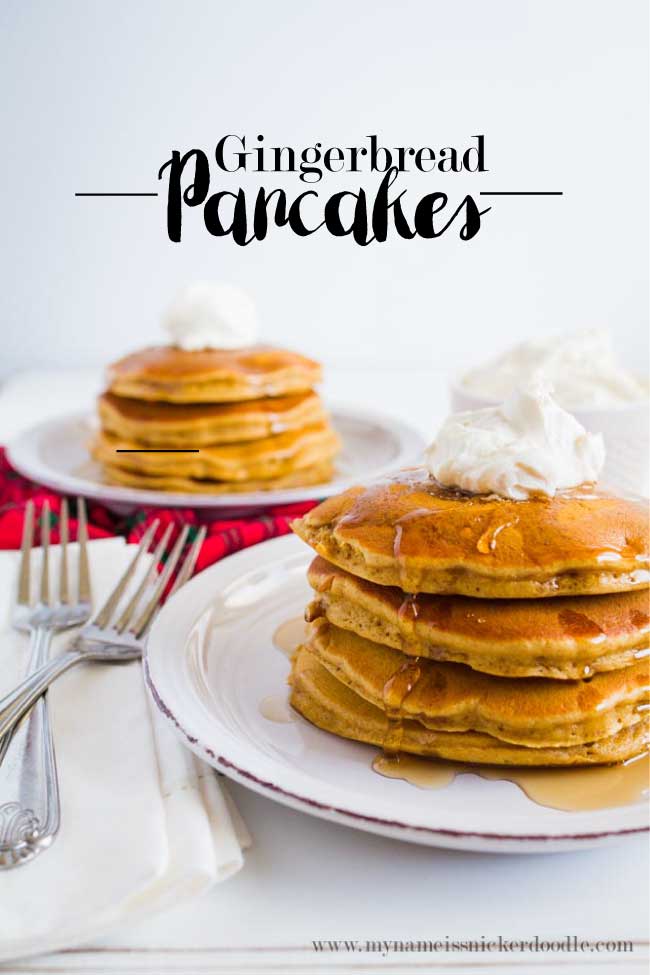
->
xmin=0 ymin=625 xmax=62 ymax=867
xmin=0 ymin=649 xmax=85 ymax=740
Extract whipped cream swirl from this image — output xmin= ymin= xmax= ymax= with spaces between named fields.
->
xmin=163 ymin=283 xmax=258 ymax=350
xmin=460 ymin=329 xmax=648 ymax=409
xmin=425 ymin=382 xmax=606 ymax=500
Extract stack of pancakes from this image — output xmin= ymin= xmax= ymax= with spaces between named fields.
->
xmin=91 ymin=345 xmax=340 ymax=493
xmin=290 ymin=469 xmax=650 ymax=766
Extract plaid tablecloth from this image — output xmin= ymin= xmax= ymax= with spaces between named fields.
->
xmin=0 ymin=447 xmax=316 ymax=567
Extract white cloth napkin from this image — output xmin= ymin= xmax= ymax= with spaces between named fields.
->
xmin=0 ymin=538 xmax=250 ymax=962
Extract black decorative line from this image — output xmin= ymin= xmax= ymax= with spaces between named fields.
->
xmin=74 ymin=192 xmax=159 ymax=197
xmin=115 ymin=449 xmax=200 ymax=453
xmin=74 ymin=190 xmax=563 ymax=198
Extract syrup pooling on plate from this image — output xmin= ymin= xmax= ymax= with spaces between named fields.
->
xmin=259 ymin=619 xmax=307 ymax=724
xmin=373 ymin=753 xmax=457 ymax=789
xmin=372 ymin=752 xmax=650 ymax=812
xmin=481 ymin=754 xmax=650 ymax=812
xmin=260 ymin=619 xmax=306 ymax=724
xmin=272 ymin=617 xmax=308 ymax=658
xmin=259 ymin=695 xmax=295 ymax=723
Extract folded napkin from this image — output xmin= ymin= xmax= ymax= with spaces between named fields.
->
xmin=0 ymin=538 xmax=250 ymax=962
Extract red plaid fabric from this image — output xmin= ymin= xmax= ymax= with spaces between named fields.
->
xmin=0 ymin=448 xmax=317 ymax=567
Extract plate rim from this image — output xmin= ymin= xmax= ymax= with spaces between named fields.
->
xmin=6 ymin=405 xmax=425 ymax=510
xmin=144 ymin=535 xmax=650 ymax=851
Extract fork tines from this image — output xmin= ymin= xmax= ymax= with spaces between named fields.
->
xmin=18 ymin=502 xmax=203 ymax=634
xmin=92 ymin=519 xmax=160 ymax=629
xmin=17 ymin=497 xmax=92 ymax=609
xmin=167 ymin=525 xmax=206 ymax=600
xmin=76 ymin=498 xmax=91 ymax=604
xmin=130 ymin=524 xmax=191 ymax=637
xmin=91 ymin=521 xmax=205 ymax=638
xmin=112 ymin=523 xmax=173 ymax=634
xmin=17 ymin=500 xmax=35 ymax=606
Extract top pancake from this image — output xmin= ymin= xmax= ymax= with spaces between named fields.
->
xmin=292 ymin=468 xmax=650 ymax=598
xmin=98 ymin=390 xmax=326 ymax=446
xmin=107 ymin=345 xmax=322 ymax=402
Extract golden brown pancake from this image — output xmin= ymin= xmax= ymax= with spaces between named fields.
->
xmin=305 ymin=618 xmax=650 ymax=748
xmin=107 ymin=345 xmax=322 ymax=403
xmin=96 ymin=460 xmax=335 ymax=494
xmin=98 ymin=391 xmax=327 ymax=446
xmin=307 ymin=557 xmax=650 ymax=679
xmin=291 ymin=468 xmax=650 ymax=598
xmin=91 ymin=422 xmax=340 ymax=483
xmin=290 ymin=647 xmax=650 ymax=766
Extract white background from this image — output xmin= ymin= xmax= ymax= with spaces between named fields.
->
xmin=1 ymin=0 xmax=648 ymax=381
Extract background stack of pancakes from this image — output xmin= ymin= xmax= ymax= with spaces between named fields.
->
xmin=91 ymin=345 xmax=340 ymax=493
xmin=291 ymin=470 xmax=650 ymax=766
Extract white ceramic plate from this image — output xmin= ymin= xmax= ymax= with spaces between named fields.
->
xmin=6 ymin=407 xmax=423 ymax=514
xmin=145 ymin=535 xmax=649 ymax=854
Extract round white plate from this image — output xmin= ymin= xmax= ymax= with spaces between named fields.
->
xmin=145 ymin=535 xmax=649 ymax=854
xmin=6 ymin=407 xmax=423 ymax=514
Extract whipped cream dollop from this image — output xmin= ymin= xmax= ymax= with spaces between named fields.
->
xmin=460 ymin=329 xmax=648 ymax=410
xmin=425 ymin=382 xmax=606 ymax=500
xmin=163 ymin=283 xmax=258 ymax=350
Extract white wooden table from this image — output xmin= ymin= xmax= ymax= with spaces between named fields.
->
xmin=1 ymin=369 xmax=648 ymax=975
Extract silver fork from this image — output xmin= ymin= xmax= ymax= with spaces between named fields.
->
xmin=0 ymin=497 xmax=92 ymax=868
xmin=0 ymin=522 xmax=207 ymax=745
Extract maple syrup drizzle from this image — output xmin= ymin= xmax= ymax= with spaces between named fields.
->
xmin=392 ymin=524 xmax=407 ymax=590
xmin=372 ymin=752 xmax=650 ymax=812
xmin=397 ymin=593 xmax=419 ymax=623
xmin=557 ymin=609 xmax=607 ymax=644
xmin=476 ymin=519 xmax=519 ymax=554
xmin=397 ymin=594 xmax=419 ymax=651
xmin=381 ymin=658 xmax=423 ymax=755
xmin=272 ymin=617 xmax=308 ymax=658
xmin=391 ymin=508 xmax=440 ymax=591
xmin=630 ymin=610 xmax=650 ymax=629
